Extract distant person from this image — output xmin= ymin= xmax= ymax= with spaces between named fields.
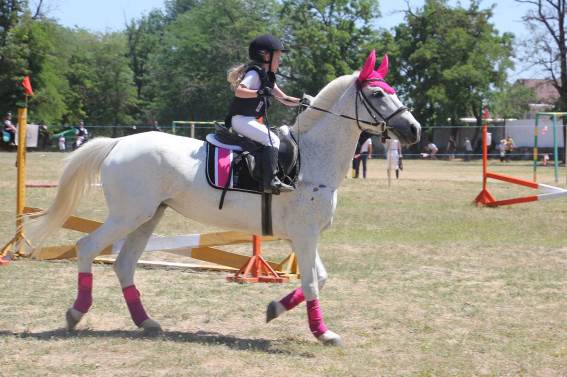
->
xmin=426 ymin=142 xmax=438 ymax=159
xmin=58 ymin=136 xmax=66 ymax=152
xmin=38 ymin=124 xmax=50 ymax=150
xmin=353 ymin=132 xmax=373 ymax=179
xmin=505 ymin=136 xmax=515 ymax=162
xmin=446 ymin=135 xmax=456 ymax=160
xmin=386 ymin=138 xmax=402 ymax=183
xmin=74 ymin=121 xmax=88 ymax=149
xmin=464 ymin=137 xmax=473 ymax=161
xmin=498 ymin=138 xmax=507 ymax=162
xmin=3 ymin=112 xmax=16 ymax=145
xmin=152 ymin=120 xmax=163 ymax=132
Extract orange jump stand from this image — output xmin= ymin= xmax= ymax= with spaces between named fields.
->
xmin=474 ymin=114 xmax=567 ymax=207
xmin=227 ymin=235 xmax=289 ymax=283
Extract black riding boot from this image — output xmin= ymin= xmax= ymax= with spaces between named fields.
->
xmin=262 ymin=146 xmax=294 ymax=194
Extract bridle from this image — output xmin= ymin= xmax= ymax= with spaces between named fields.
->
xmin=299 ymin=78 xmax=409 ymax=136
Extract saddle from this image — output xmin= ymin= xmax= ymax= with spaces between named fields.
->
xmin=206 ymin=123 xmax=299 ymax=192
xmin=205 ymin=123 xmax=300 ymax=235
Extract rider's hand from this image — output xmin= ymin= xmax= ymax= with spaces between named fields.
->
xmin=257 ymin=87 xmax=272 ymax=97
xmin=300 ymin=94 xmax=314 ymax=106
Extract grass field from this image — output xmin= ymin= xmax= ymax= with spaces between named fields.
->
xmin=0 ymin=151 xmax=566 ymax=376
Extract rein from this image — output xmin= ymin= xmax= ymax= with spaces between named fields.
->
xmin=296 ymin=78 xmax=408 ymax=135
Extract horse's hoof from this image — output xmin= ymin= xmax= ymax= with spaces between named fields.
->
xmin=141 ymin=318 xmax=162 ymax=335
xmin=318 ymin=330 xmax=343 ymax=346
xmin=66 ymin=308 xmax=83 ymax=331
xmin=266 ymin=301 xmax=285 ymax=323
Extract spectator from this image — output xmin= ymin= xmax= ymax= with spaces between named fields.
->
xmin=505 ymin=136 xmax=515 ymax=162
xmin=58 ymin=136 xmax=66 ymax=152
xmin=446 ymin=135 xmax=456 ymax=160
xmin=3 ymin=112 xmax=16 ymax=145
xmin=38 ymin=124 xmax=51 ymax=150
xmin=498 ymin=138 xmax=507 ymax=162
xmin=464 ymin=137 xmax=473 ymax=161
xmin=386 ymin=138 xmax=402 ymax=182
xmin=74 ymin=121 xmax=89 ymax=149
xmin=352 ymin=132 xmax=373 ymax=179
xmin=152 ymin=120 xmax=163 ymax=132
xmin=426 ymin=142 xmax=438 ymax=159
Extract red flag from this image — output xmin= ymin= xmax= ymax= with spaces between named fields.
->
xmin=22 ymin=76 xmax=33 ymax=96
xmin=482 ymin=106 xmax=490 ymax=120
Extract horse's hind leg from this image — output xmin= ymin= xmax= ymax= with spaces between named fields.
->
xmin=66 ymin=207 xmax=159 ymax=330
xmin=266 ymin=252 xmax=327 ymax=322
xmin=113 ymin=205 xmax=166 ymax=332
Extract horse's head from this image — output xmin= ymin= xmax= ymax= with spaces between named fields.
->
xmin=355 ymin=50 xmax=420 ymax=145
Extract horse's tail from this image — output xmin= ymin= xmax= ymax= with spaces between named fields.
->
xmin=25 ymin=138 xmax=120 ymax=257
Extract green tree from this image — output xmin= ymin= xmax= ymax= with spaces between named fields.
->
xmin=146 ymin=0 xmax=277 ymax=123
xmin=0 ymin=0 xmax=27 ymax=48
xmin=279 ymin=0 xmax=381 ymax=94
xmin=516 ymin=0 xmax=566 ymax=112
xmin=0 ymin=1 xmax=30 ymax=114
xmin=86 ymin=32 xmax=137 ymax=132
xmin=389 ymin=0 xmax=514 ymax=137
xmin=126 ymin=10 xmax=165 ymax=100
xmin=24 ymin=19 xmax=70 ymax=123
xmin=164 ymin=0 xmax=202 ymax=21
xmin=59 ymin=28 xmax=99 ymax=125
xmin=490 ymin=83 xmax=537 ymax=119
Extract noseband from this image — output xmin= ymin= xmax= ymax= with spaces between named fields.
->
xmin=355 ymin=78 xmax=408 ymax=134
xmin=300 ymin=78 xmax=408 ymax=136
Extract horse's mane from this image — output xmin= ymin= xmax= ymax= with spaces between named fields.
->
xmin=292 ymin=74 xmax=356 ymax=134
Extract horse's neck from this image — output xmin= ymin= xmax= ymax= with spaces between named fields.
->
xmin=297 ymin=115 xmax=360 ymax=189
xmin=292 ymin=75 xmax=361 ymax=188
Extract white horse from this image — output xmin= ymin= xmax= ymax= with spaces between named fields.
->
xmin=25 ymin=51 xmax=420 ymax=345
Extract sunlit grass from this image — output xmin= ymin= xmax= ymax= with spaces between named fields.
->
xmin=0 ymin=152 xmax=565 ymax=376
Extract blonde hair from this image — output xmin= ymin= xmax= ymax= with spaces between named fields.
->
xmin=227 ymin=63 xmax=249 ymax=91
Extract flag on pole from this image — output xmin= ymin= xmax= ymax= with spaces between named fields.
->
xmin=21 ymin=76 xmax=33 ymax=96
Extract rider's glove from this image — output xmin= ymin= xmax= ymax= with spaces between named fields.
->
xmin=300 ymin=94 xmax=314 ymax=107
xmin=257 ymin=87 xmax=272 ymax=97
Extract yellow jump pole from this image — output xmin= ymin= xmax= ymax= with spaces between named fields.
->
xmin=15 ymin=105 xmax=28 ymax=254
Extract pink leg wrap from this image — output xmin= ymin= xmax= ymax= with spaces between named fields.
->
xmin=280 ymin=287 xmax=305 ymax=311
xmin=73 ymin=272 xmax=93 ymax=313
xmin=307 ymin=299 xmax=328 ymax=338
xmin=122 ymin=285 xmax=149 ymax=327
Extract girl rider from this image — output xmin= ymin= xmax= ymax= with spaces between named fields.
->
xmin=226 ymin=34 xmax=300 ymax=194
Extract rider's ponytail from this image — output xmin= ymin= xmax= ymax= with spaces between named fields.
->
xmin=227 ymin=63 xmax=248 ymax=91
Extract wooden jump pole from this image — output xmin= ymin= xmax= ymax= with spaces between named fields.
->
xmin=1 ymin=103 xmax=28 ymax=264
xmin=1 ymin=110 xmax=298 ymax=279
xmin=15 ymin=106 xmax=28 ymax=255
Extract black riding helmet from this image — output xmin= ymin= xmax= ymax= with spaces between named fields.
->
xmin=248 ymin=34 xmax=289 ymax=68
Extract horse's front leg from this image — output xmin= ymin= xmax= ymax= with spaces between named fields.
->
xmin=266 ymin=252 xmax=326 ymax=320
xmin=272 ymin=235 xmax=341 ymax=345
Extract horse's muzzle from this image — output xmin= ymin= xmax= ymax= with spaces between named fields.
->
xmin=391 ymin=120 xmax=421 ymax=145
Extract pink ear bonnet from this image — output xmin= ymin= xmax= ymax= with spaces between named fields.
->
xmin=357 ymin=50 xmax=396 ymax=94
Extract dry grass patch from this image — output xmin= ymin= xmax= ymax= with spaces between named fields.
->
xmin=0 ymin=152 xmax=566 ymax=376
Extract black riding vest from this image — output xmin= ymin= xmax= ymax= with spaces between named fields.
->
xmin=227 ymin=65 xmax=275 ymax=120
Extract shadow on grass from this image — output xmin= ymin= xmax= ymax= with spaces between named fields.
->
xmin=0 ymin=328 xmax=315 ymax=357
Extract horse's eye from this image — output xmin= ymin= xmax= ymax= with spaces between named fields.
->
xmin=372 ymin=91 xmax=384 ymax=98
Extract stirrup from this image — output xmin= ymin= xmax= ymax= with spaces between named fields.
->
xmin=264 ymin=178 xmax=294 ymax=194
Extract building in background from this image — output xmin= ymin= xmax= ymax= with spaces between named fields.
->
xmin=514 ymin=79 xmax=560 ymax=118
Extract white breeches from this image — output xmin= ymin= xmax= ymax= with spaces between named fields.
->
xmin=387 ymin=151 xmax=400 ymax=170
xmin=232 ymin=115 xmax=280 ymax=149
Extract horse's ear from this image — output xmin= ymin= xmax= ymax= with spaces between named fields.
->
xmin=358 ymin=50 xmax=376 ymax=82
xmin=376 ymin=54 xmax=389 ymax=78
